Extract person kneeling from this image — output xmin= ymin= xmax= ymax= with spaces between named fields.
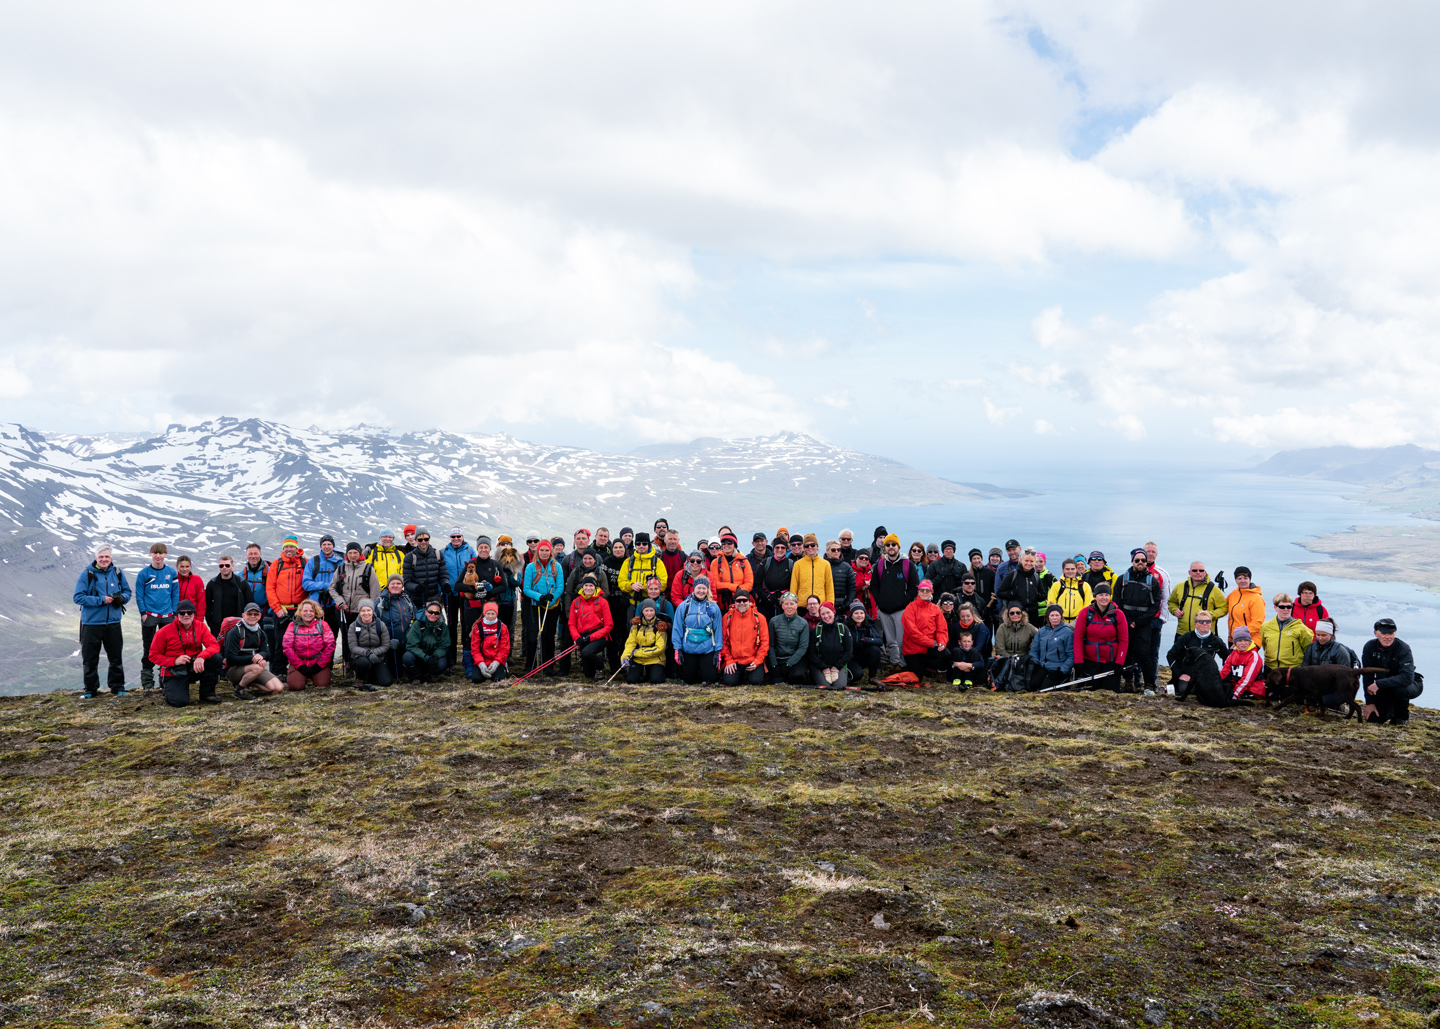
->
xmin=282 ymin=599 xmax=336 ymax=690
xmin=901 ymin=580 xmax=950 ymax=681
xmin=347 ymin=599 xmax=393 ymax=691
xmin=151 ymin=600 xmax=221 ymax=707
xmin=1028 ymin=605 xmax=1074 ymax=691
xmin=720 ymin=590 xmax=769 ymax=686
xmin=222 ymin=602 xmax=284 ymax=698
xmin=622 ymin=598 xmax=669 ymax=684
xmin=568 ymin=575 xmax=614 ymax=680
xmin=673 ymin=576 xmax=722 ymax=684
xmin=810 ymin=601 xmax=853 ymax=689
xmin=404 ymin=602 xmax=450 ymax=682
xmin=1215 ymin=627 xmax=1265 ymax=707
xmin=948 ymin=628 xmax=989 ymax=691
xmin=768 ymin=592 xmax=812 ymax=685
xmin=846 ymin=602 xmax=885 ymax=685
xmin=469 ymin=602 xmax=512 ymax=683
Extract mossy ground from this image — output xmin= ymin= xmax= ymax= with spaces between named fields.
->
xmin=2 ymin=676 xmax=1439 ymax=1027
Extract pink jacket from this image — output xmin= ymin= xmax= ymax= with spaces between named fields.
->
xmin=283 ymin=617 xmax=335 ymax=667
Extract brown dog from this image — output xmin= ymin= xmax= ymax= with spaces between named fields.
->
xmin=1264 ymin=665 xmax=1387 ymax=720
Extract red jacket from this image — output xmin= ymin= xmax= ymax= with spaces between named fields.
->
xmin=469 ymin=619 xmax=512 ymax=665
xmin=149 ymin=618 xmax=220 ymax=675
xmin=1222 ymin=646 xmax=1266 ymax=699
xmin=852 ymin=562 xmax=877 ymax=619
xmin=1074 ymin=602 xmax=1129 ymax=666
xmin=266 ymin=552 xmax=308 ymax=615
xmin=176 ymin=574 xmax=207 ymax=623
xmin=1293 ymin=598 xmax=1330 ymax=632
xmin=901 ymin=598 xmax=948 ymax=655
xmin=720 ymin=607 xmax=770 ymax=666
xmin=659 ymin=548 xmax=687 ymax=586
xmin=567 ymin=594 xmax=613 ymax=641
xmin=670 ymin=570 xmax=700 ymax=607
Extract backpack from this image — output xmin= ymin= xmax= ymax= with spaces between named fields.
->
xmin=220 ymin=615 xmax=243 ymax=639
xmin=1180 ymin=580 xmax=1215 ymax=615
xmin=333 ymin=562 xmax=373 ymax=597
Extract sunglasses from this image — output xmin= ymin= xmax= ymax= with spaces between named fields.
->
xmin=417 ymin=536 xmax=431 ymax=542
xmin=805 ymin=543 xmax=818 ymax=549
xmin=735 ymin=599 xmax=750 ymax=606
xmin=218 ymin=563 xmax=232 ymax=568
xmin=1276 ymin=603 xmax=1293 ymax=609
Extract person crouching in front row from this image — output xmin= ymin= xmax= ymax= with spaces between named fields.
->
xmin=405 ymin=602 xmax=450 ymax=682
xmin=150 ymin=599 xmax=220 ymax=707
xmin=469 ymin=601 xmax=512 ymax=684
xmin=222 ymin=602 xmax=284 ymax=699
xmin=282 ymin=599 xmax=336 ymax=690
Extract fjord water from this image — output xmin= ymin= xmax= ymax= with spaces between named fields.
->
xmin=797 ymin=471 xmax=1438 ymax=707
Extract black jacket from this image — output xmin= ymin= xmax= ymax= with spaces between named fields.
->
xmin=205 ymin=574 xmax=254 ymax=635
xmin=222 ymin=620 xmax=270 ymax=669
xmin=998 ymin=568 xmax=1044 ymax=624
xmin=758 ymin=556 xmax=794 ymax=607
xmin=403 ymin=545 xmax=447 ymax=603
xmin=1115 ymin=568 xmax=1162 ymax=626
xmin=927 ymin=556 xmax=966 ymax=599
xmin=1166 ymin=630 xmax=1229 ymax=701
xmin=1362 ymin=638 xmax=1415 ymax=694
xmin=827 ymin=557 xmax=857 ymax=609
xmin=872 ymin=556 xmax=919 ymax=614
xmin=459 ymin=556 xmax=506 ymax=606
xmin=810 ymin=620 xmax=853 ymax=671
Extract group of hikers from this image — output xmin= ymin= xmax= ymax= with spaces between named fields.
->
xmin=72 ymin=521 xmax=1419 ymax=725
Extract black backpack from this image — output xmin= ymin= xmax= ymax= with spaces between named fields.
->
xmin=333 ymin=562 xmax=373 ymax=597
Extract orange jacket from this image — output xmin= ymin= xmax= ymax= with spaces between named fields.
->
xmin=266 ymin=552 xmax=308 ymax=616
xmin=720 ymin=607 xmax=770 ymax=666
xmin=709 ymin=553 xmax=754 ymax=598
xmin=1226 ymin=586 xmax=1266 ymax=643
xmin=901 ymin=598 xmax=948 ymax=655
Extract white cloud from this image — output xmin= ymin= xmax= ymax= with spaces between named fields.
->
xmin=984 ymin=399 xmax=1021 ymax=425
xmin=1033 ymin=418 xmax=1058 ymax=435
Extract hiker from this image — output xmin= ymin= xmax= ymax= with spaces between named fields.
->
xmin=1028 ymin=606 xmax=1074 ymax=691
xmin=789 ymin=533 xmax=835 ymax=606
xmin=468 ymin=602 xmax=512 ymax=683
xmin=948 ymin=628 xmax=989 ymax=691
xmin=222 ymin=603 xmax=283 ymax=697
xmin=402 ymin=529 xmax=447 ymax=610
xmin=282 ymin=599 xmax=336 ymax=690
xmin=375 ymin=575 xmax=416 ymax=683
xmin=901 ymin=580 xmax=949 ymax=681
xmin=998 ymin=550 xmax=1045 ymax=627
xmin=1362 ymin=618 xmax=1416 ymax=726
xmin=837 ymin=530 xmax=857 ymax=563
xmin=366 ymin=529 xmax=405 ymax=585
xmin=671 ymin=550 xmax=707 ymax=606
xmin=1260 ymin=593 xmax=1314 ymax=669
xmin=1303 ymin=620 xmax=1359 ymax=669
xmin=1142 ymin=541 xmax=1170 ymax=684
xmin=567 ymin=574 xmax=614 ymax=680
xmin=951 ymin=601 xmax=992 ymax=659
xmin=1165 ymin=611 xmax=1228 ymax=703
xmin=150 ymin=599 xmax=220 ymax=707
xmin=1046 ymin=559 xmax=1093 ymax=625
xmin=1115 ymin=548 xmax=1163 ymax=692
xmin=672 ymin=576 xmax=723 ymax=684
xmin=1225 ymin=566 xmax=1265 ymax=644
xmin=618 ymin=532 xmax=668 ymax=610
xmin=720 ymin=589 xmax=769 ymax=686
xmin=404 ymin=602 xmax=450 ymax=682
xmin=1219 ymin=627 xmax=1265 ymax=705
xmin=872 ymin=534 xmax=919 ymax=667
xmin=1082 ymin=551 xmax=1117 ymax=596
xmin=810 ymin=601 xmax=853 ymax=690
xmin=399 ymin=525 xmax=419 ymax=556
xmin=825 ymin=539 xmax=857 ymax=609
xmin=1168 ymin=561 xmax=1229 ymax=639
xmin=927 ymin=540 xmax=966 ymax=599
xmin=265 ymin=536 xmax=308 ymax=676
xmin=458 ymin=536 xmax=507 ymax=672
xmin=847 ymin=602 xmax=885 ymax=684
xmin=522 ymin=539 xmax=565 ymax=673
xmin=301 ymin=535 xmax=342 ymax=641
xmin=330 ymin=542 xmax=381 ymax=670
xmin=135 ymin=543 xmax=178 ymax=690
xmin=74 ymin=544 xmax=131 ymax=698
xmin=1292 ymin=582 xmax=1331 ymax=632
xmin=660 ymin=530 xmax=688 ymax=586
xmin=756 ymin=539 xmax=794 ymax=620
xmin=603 ymin=540 xmax=631 ymax=671
xmin=621 ymin=598 xmax=670 ymax=684
xmin=441 ymin=529 xmax=477 ymax=662
xmin=171 ymin=555 xmax=206 ymax=626
xmin=747 ymin=531 xmax=770 ymax=582
xmin=204 ymin=554 xmax=252 ymax=638
xmin=347 ymin=600 xmax=392 ymax=690
xmin=991 ymin=601 xmax=1037 ymax=690
xmin=709 ymin=532 xmax=753 ymax=612
xmin=238 ymin=543 xmax=272 ymax=657
xmin=1073 ymin=584 xmax=1128 ymax=691
xmin=768 ymin=593 xmax=812 ymax=685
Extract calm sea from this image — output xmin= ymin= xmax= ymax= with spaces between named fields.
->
xmin=794 ymin=471 xmax=1438 ymax=708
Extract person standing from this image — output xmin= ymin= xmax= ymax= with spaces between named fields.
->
xmin=825 ymin=540 xmax=857 ymax=609
xmin=998 ymin=550 xmax=1045 ymax=627
xmin=1073 ymin=583 xmax=1128 ymax=692
xmin=301 ymin=536 xmax=342 ymax=646
xmin=367 ymin=529 xmax=406 ymax=586
xmin=618 ymin=532 xmax=668 ymax=611
xmin=1045 ymin=559 xmax=1093 ymax=625
xmin=1082 ymin=551 xmax=1117 ymax=596
xmin=710 ymin=533 xmax=754 ymax=612
xmin=1361 ymin=618 xmax=1416 ymax=725
xmin=787 ymin=534 xmax=834 ymax=605
xmin=174 ymin=555 xmax=207 ymax=626
xmin=1168 ymin=561 xmax=1229 ymax=639
xmin=439 ymin=529 xmax=476 ymax=662
xmin=522 ymin=539 xmax=565 ymax=672
xmin=927 ymin=541 xmax=965 ymax=599
xmin=872 ymin=534 xmax=919 ymax=667
xmin=134 ymin=542 xmax=178 ymax=691
xmin=1225 ymin=566 xmax=1266 ymax=644
xmin=265 ymin=536 xmax=308 ymax=676
xmin=660 ymin=530 xmax=688 ymax=586
xmin=74 ymin=544 xmax=132 ymax=698
xmin=204 ymin=555 xmax=253 ymax=638
xmin=756 ymin=539 xmax=794 ymax=620
xmin=1292 ymin=582 xmax=1331 ymax=632
xmin=1143 ymin=541 xmax=1170 ymax=686
xmin=237 ymin=543 xmax=273 ymax=665
xmin=1115 ymin=548 xmax=1162 ymax=692
xmin=747 ymin=532 xmax=770 ymax=583
xmin=402 ymin=529 xmax=447 ymax=610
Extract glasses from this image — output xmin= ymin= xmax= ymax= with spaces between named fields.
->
xmin=1276 ymin=603 xmax=1293 ymax=609
xmin=827 ymin=548 xmax=840 ymax=554
xmin=417 ymin=536 xmax=431 ymax=542
xmin=735 ymin=599 xmax=750 ymax=606
xmin=885 ymin=543 xmax=899 ymax=549
xmin=805 ymin=543 xmax=818 ymax=549
xmin=427 ymin=609 xmax=442 ymax=616
xmin=689 ymin=558 xmax=703 ymax=565
xmin=218 ymin=563 xmax=231 ymax=568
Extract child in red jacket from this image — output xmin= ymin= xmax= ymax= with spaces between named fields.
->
xmin=469 ymin=602 xmax=512 ymax=683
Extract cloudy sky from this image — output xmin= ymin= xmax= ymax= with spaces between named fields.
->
xmin=2 ymin=1 xmax=1436 ymax=475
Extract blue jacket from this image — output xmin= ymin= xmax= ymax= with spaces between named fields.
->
xmin=134 ymin=564 xmax=178 ymax=616
xmin=239 ymin=559 xmax=268 ymax=609
xmin=303 ymin=551 xmax=344 ymax=607
xmin=672 ymin=597 xmax=723 ymax=655
xmin=375 ymin=592 xmax=417 ymax=649
xmin=74 ymin=562 xmax=132 ymax=626
xmin=442 ymin=542 xmax=477 ymax=589
xmin=1030 ymin=623 xmax=1075 ymax=673
xmin=522 ymin=560 xmax=565 ymax=607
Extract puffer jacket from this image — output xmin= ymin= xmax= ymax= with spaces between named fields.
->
xmin=283 ymin=617 xmax=335 ymax=668
xmin=329 ymin=559 xmax=381 ymax=612
xmin=74 ymin=562 xmax=131 ymax=626
xmin=1260 ymin=617 xmax=1313 ymax=669
xmin=993 ymin=618 xmax=1037 ymax=659
xmin=403 ymin=545 xmax=448 ymax=605
xmin=150 ymin=618 xmax=220 ymax=673
xmin=1046 ymin=577 xmax=1093 ymax=625
xmin=366 ymin=544 xmax=405 ymax=586
xmin=375 ymin=592 xmax=416 ymax=649
xmin=1168 ymin=576 xmax=1229 ymax=635
xmin=758 ymin=556 xmax=794 ymax=608
xmin=622 ymin=616 xmax=670 ymax=666
xmin=827 ymin=557 xmax=857 ymax=609
xmin=301 ymin=552 xmax=342 ymax=609
xmin=405 ymin=616 xmax=449 ymax=663
xmin=1029 ymin=623 xmax=1075 ymax=673
xmin=1074 ymin=601 xmax=1128 ymax=666
xmin=720 ymin=607 xmax=770 ymax=666
xmin=789 ymin=555 xmax=835 ymax=606
xmin=568 ymin=593 xmax=614 ymax=641
xmin=347 ymin=617 xmax=392 ymax=663
xmin=709 ymin=553 xmax=754 ymax=602
xmin=1226 ymin=585 xmax=1266 ymax=643
xmin=901 ymin=598 xmax=948 ymax=656
xmin=618 ymin=550 xmax=668 ymax=600
xmin=266 ymin=552 xmax=308 ymax=616
xmin=810 ymin=620 xmax=853 ymax=671
xmin=672 ymin=596 xmax=723 ymax=655
xmin=769 ymin=613 xmax=810 ymax=668
xmin=470 ymin=618 xmax=512 ymax=665
xmin=222 ymin=620 xmax=270 ymax=668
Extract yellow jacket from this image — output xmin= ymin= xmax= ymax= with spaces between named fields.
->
xmin=1226 ymin=586 xmax=1266 ymax=643
xmin=618 ymin=550 xmax=668 ymax=601
xmin=1046 ymin=578 xmax=1093 ymax=624
xmin=367 ymin=544 xmax=405 ymax=586
xmin=1260 ymin=617 xmax=1313 ymax=669
xmin=622 ymin=616 xmax=669 ymax=665
xmin=789 ymin=555 xmax=835 ymax=605
xmin=1168 ymin=576 xmax=1229 ymax=635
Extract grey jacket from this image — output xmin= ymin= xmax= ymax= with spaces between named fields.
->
xmin=347 ymin=617 xmax=391 ymax=663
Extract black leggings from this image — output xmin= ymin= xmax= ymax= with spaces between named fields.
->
xmin=679 ymin=651 xmax=717 ymax=684
xmin=626 ymin=662 xmax=666 ymax=684
xmin=352 ymin=655 xmax=394 ymax=687
xmin=162 ymin=666 xmax=219 ymax=707
xmin=721 ymin=664 xmax=766 ymax=686
xmin=577 ymin=639 xmax=609 ymax=676
xmin=904 ymin=651 xmax=950 ymax=681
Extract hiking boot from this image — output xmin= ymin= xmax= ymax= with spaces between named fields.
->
xmin=80 ymin=692 xmax=99 ymax=700
xmin=200 ymin=695 xmax=222 ymax=705
xmin=112 ymin=688 xmax=129 ymax=697
xmin=354 ymin=683 xmax=377 ymax=692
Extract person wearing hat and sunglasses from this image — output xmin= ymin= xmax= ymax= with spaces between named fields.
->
xmin=709 ymin=532 xmax=753 ymax=612
xmin=1362 ymin=618 xmax=1416 ymax=725
xmin=150 ymin=599 xmax=221 ymax=707
xmin=441 ymin=529 xmax=477 ymax=664
xmin=403 ymin=529 xmax=448 ymax=611
xmin=404 ymin=601 xmax=451 ymax=682
xmin=789 ymin=532 xmax=834 ymax=608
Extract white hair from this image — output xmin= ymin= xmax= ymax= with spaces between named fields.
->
xmin=95 ymin=544 xmax=113 ymax=558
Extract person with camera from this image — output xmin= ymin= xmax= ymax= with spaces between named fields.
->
xmin=149 ymin=599 xmax=221 ymax=707
xmin=74 ymin=544 xmax=132 ymax=698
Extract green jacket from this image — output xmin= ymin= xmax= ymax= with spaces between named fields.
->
xmin=1168 ymin=576 xmax=1229 ymax=635
xmin=405 ymin=616 xmax=449 ymax=662
xmin=1260 ymin=617 xmax=1314 ymax=669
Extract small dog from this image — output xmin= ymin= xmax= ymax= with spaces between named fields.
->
xmin=1264 ymin=665 xmax=1386 ymax=720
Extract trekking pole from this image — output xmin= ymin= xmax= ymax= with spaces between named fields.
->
xmin=602 ymin=666 xmax=623 ymax=686
xmin=512 ymin=643 xmax=579 ymax=684
xmin=1038 ymin=670 xmax=1117 ymax=694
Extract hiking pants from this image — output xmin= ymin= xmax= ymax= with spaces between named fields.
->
xmin=1126 ymin=621 xmax=1157 ymax=688
xmin=877 ymin=610 xmax=904 ymax=666
xmin=679 ymin=651 xmax=718 ymax=684
xmin=578 ymin=639 xmax=608 ymax=677
xmin=161 ymin=665 xmax=219 ymax=707
xmin=812 ymin=666 xmax=850 ymax=689
xmin=80 ymin=623 xmax=125 ymax=694
xmin=1077 ymin=660 xmax=1125 ymax=692
xmin=626 ymin=662 xmax=666 ymax=684
xmin=903 ymin=650 xmax=950 ymax=682
xmin=140 ymin=614 xmax=173 ymax=688
xmin=721 ymin=664 xmax=766 ymax=686
xmin=352 ymin=655 xmax=393 ymax=688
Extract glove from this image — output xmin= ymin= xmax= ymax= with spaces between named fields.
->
xmin=674 ymin=650 xmax=682 ymax=665
xmin=579 ymin=632 xmax=592 ymax=646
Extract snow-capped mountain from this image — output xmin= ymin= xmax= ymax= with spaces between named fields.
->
xmin=4 ymin=417 xmax=1009 ymax=558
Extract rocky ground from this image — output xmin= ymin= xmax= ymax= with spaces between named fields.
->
xmin=2 ymin=674 xmax=1439 ymax=1028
